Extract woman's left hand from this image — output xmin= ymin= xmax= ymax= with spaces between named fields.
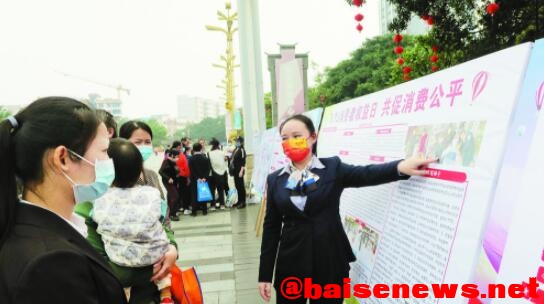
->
xmin=151 ymin=244 xmax=178 ymax=281
xmin=397 ymin=156 xmax=438 ymax=176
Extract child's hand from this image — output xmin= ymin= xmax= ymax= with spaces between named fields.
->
xmin=168 ymin=178 xmax=174 ymax=184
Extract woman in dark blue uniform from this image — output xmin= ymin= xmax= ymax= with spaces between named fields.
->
xmin=258 ymin=114 xmax=435 ymax=303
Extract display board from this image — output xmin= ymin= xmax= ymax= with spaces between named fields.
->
xmin=316 ymin=43 xmax=534 ymax=303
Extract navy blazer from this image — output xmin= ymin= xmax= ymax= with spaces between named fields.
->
xmin=0 ymin=203 xmax=127 ymax=304
xmin=258 ymin=156 xmax=409 ymax=286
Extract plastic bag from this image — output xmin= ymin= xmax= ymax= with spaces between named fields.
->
xmin=196 ymin=180 xmax=212 ymax=202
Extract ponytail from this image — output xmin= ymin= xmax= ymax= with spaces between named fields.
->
xmin=0 ymin=116 xmax=19 ymax=247
xmin=0 ymin=97 xmax=100 ymax=247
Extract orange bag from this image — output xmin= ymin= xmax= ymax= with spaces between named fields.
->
xmin=170 ymin=265 xmax=203 ymax=304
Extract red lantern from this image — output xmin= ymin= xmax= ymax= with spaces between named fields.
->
xmin=404 ymin=74 xmax=411 ymax=81
xmin=394 ymin=46 xmax=404 ymax=54
xmin=431 ymin=45 xmax=439 ymax=52
xmin=421 ymin=15 xmax=429 ymax=21
xmin=426 ymin=16 xmax=434 ymax=25
xmin=430 ymin=54 xmax=439 ymax=62
xmin=403 ymin=66 xmax=411 ymax=74
xmin=432 ymin=65 xmax=439 ymax=72
xmin=393 ymin=34 xmax=403 ymax=44
xmin=355 ymin=14 xmax=364 ymax=22
xmin=352 ymin=0 xmax=363 ymax=7
xmin=486 ymin=2 xmax=500 ymax=15
xmin=397 ymin=58 xmax=405 ymax=65
xmin=356 ymin=23 xmax=363 ymax=32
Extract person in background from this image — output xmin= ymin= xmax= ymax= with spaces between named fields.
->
xmin=176 ymin=141 xmax=192 ymax=215
xmin=231 ymin=136 xmax=247 ymax=209
xmin=159 ymin=148 xmax=181 ymax=221
xmin=258 ymin=114 xmax=436 ymax=303
xmin=0 ymin=97 xmax=126 ymax=303
xmin=96 ymin=109 xmax=118 ymax=138
xmin=93 ymin=138 xmax=175 ymax=304
xmin=119 ymin=121 xmax=173 ymax=230
xmin=208 ymin=138 xmax=227 ymax=210
xmin=185 ymin=146 xmax=193 ymax=159
xmin=181 ymin=137 xmax=191 ymax=151
xmin=199 ymin=138 xmax=207 ymax=153
xmin=188 ymin=143 xmax=211 ymax=216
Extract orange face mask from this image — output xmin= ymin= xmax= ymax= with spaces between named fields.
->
xmin=282 ymin=138 xmax=311 ymax=162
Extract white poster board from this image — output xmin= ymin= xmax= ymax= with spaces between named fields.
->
xmin=317 ymin=43 xmax=532 ymax=303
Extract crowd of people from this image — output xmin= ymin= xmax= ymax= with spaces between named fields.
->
xmin=159 ymin=134 xmax=248 ymax=220
xmin=0 ymin=97 xmax=432 ymax=304
xmin=0 ymin=97 xmax=248 ymax=304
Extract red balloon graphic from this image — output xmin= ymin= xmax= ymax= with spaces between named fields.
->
xmin=472 ymin=71 xmax=489 ymax=102
xmin=536 ymin=81 xmax=544 ymax=111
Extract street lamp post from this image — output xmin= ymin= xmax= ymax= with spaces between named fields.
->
xmin=206 ymin=2 xmax=239 ymax=141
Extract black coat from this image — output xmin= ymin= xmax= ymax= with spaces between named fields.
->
xmin=0 ymin=203 xmax=127 ymax=304
xmin=159 ymin=158 xmax=179 ymax=186
xmin=258 ymin=156 xmax=409 ymax=287
xmin=231 ymin=147 xmax=246 ymax=172
xmin=189 ymin=153 xmax=211 ymax=180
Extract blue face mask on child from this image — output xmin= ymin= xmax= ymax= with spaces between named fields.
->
xmin=138 ymin=145 xmax=153 ymax=161
xmin=63 ymin=150 xmax=115 ymax=203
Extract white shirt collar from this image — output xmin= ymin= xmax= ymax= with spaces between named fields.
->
xmin=279 ymin=156 xmax=325 ymax=176
xmin=20 ymin=200 xmax=88 ymax=238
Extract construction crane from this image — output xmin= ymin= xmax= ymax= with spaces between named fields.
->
xmin=56 ymin=70 xmax=130 ymax=100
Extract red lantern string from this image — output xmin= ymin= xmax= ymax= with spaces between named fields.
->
xmin=355 ymin=13 xmax=364 ymax=22
xmin=393 ymin=33 xmax=409 ymax=79
xmin=430 ymin=44 xmax=440 ymax=72
xmin=486 ymin=2 xmax=499 ymax=16
xmin=352 ymin=1 xmax=364 ymax=33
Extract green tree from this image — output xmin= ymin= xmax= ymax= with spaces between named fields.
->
xmin=177 ymin=116 xmax=227 ymax=143
xmin=0 ymin=107 xmax=11 ymax=120
xmin=308 ymin=34 xmax=418 ymax=106
xmin=264 ymin=92 xmax=273 ymax=129
xmin=142 ymin=118 xmax=169 ymax=147
xmin=388 ymin=35 xmax=466 ymax=84
xmin=383 ymin=0 xmax=543 ymax=62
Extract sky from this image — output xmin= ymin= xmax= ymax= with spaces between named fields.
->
xmin=0 ymin=0 xmax=381 ymax=118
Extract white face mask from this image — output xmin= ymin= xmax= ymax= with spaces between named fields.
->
xmin=63 ymin=150 xmax=115 ymax=203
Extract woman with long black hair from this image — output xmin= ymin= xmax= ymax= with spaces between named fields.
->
xmin=0 ymin=97 xmax=126 ymax=303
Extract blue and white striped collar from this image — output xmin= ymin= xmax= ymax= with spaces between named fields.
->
xmin=279 ymin=156 xmax=326 ymax=176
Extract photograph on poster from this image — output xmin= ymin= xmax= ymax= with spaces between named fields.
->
xmin=404 ymin=120 xmax=486 ymax=167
